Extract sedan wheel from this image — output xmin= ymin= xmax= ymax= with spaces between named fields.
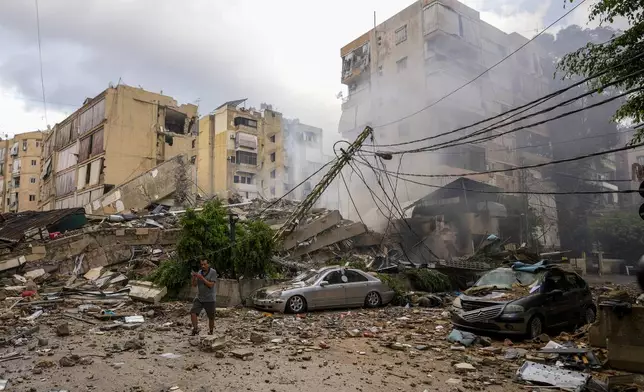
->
xmin=365 ymin=291 xmax=381 ymax=308
xmin=287 ymin=295 xmax=306 ymax=313
xmin=584 ymin=307 xmax=596 ymax=325
xmin=527 ymin=316 xmax=543 ymax=339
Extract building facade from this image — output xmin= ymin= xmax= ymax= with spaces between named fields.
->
xmin=0 ymin=131 xmax=45 ymax=212
xmin=196 ymin=100 xmax=285 ymax=201
xmin=40 ymin=84 xmax=198 ymax=212
xmin=338 ymin=0 xmax=560 ymax=248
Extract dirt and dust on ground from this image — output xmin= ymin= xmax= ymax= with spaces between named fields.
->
xmin=1 ymin=279 xmax=643 ymax=392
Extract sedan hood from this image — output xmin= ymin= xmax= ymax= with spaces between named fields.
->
xmin=252 ymin=282 xmax=306 ymax=298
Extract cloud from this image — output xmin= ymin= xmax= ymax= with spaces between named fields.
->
xmin=0 ymin=0 xmax=559 ymax=142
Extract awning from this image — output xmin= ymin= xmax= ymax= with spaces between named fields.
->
xmin=236 ymin=132 xmax=258 ymax=149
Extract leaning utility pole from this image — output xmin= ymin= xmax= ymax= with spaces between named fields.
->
xmin=274 ymin=126 xmax=374 ymax=241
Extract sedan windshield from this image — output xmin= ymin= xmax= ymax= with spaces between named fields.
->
xmin=291 ymin=270 xmax=317 ymax=283
xmin=473 ymin=268 xmax=540 ymax=289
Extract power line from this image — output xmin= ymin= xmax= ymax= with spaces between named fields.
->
xmin=34 ymin=0 xmax=48 ymax=125
xmin=384 ymin=75 xmax=643 ymax=155
xmin=373 ymin=0 xmax=588 ymax=130
xmin=386 ymin=85 xmax=642 ymax=156
xmin=361 ymin=142 xmax=644 ymax=179
xmin=378 ymin=171 xmax=641 ymax=196
xmin=339 ymin=168 xmax=364 ymax=224
xmin=257 ymin=158 xmax=337 ymax=216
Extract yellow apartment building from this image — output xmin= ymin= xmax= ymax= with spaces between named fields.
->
xmin=40 ymin=84 xmax=198 ymax=211
xmin=0 ymin=131 xmax=45 ymax=212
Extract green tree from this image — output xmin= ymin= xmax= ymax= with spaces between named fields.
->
xmin=150 ymin=200 xmax=276 ymax=292
xmin=558 ymin=0 xmax=644 ymax=143
xmin=589 ymin=211 xmax=644 ymax=262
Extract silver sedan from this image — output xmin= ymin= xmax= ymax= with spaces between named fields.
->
xmin=251 ymin=266 xmax=395 ymax=313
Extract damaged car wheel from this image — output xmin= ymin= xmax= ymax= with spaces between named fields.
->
xmin=526 ymin=315 xmax=543 ymax=339
xmin=364 ymin=291 xmax=381 ymax=308
xmin=584 ymin=306 xmax=596 ymax=325
xmin=286 ymin=295 xmax=306 ymax=313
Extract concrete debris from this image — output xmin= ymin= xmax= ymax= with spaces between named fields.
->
xmin=128 ymin=281 xmax=167 ymax=304
xmin=55 ymin=323 xmax=70 ymax=337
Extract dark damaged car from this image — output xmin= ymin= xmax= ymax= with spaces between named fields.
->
xmin=251 ymin=266 xmax=395 ymax=313
xmin=451 ymin=264 xmax=596 ymax=339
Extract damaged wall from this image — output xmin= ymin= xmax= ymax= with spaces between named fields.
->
xmin=84 ymin=154 xmax=189 ymax=215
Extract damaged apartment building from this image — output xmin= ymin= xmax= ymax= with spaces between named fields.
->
xmin=0 ymin=131 xmax=45 ymax=213
xmin=196 ymin=100 xmax=335 ymax=206
xmin=338 ymin=0 xmax=560 ymax=251
xmin=39 ymin=84 xmax=198 ymax=212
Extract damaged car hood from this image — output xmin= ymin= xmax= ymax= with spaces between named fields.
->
xmin=253 ymin=282 xmax=307 ymax=297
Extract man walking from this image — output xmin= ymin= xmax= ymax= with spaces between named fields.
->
xmin=190 ymin=259 xmax=218 ymax=335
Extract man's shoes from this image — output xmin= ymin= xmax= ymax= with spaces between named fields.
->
xmin=191 ymin=328 xmax=199 ymax=336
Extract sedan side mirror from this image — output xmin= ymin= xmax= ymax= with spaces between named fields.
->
xmin=319 ymin=281 xmax=329 ymax=287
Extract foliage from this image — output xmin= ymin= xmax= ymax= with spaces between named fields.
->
xmin=557 ymin=0 xmax=644 ymax=143
xmin=404 ymin=269 xmax=452 ymax=293
xmin=151 ymin=200 xmax=276 ymax=290
xmin=377 ymin=273 xmax=407 ymax=306
xmin=589 ymin=211 xmax=644 ymax=262
xmin=148 ymin=259 xmax=192 ymax=296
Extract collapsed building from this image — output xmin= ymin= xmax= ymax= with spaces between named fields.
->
xmin=39 ymin=84 xmax=198 ymax=212
xmin=337 ymin=0 xmax=560 ymax=250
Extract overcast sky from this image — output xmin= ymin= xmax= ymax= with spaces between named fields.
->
xmin=0 ymin=0 xmax=600 ymax=143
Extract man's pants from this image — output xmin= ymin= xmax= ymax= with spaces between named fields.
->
xmin=190 ymin=298 xmax=216 ymax=319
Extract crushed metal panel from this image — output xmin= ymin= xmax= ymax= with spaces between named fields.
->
xmin=0 ymin=208 xmax=86 ymax=243
xmin=516 ymin=361 xmax=590 ymax=391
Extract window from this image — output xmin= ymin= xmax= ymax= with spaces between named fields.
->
xmin=236 ymin=151 xmax=257 ymax=166
xmin=323 ymin=271 xmax=344 ymax=285
xmin=241 ymin=176 xmax=247 ymax=184
xmin=395 ymin=25 xmax=407 ymax=44
xmin=270 ymin=152 xmax=276 ymax=162
xmin=234 ymin=117 xmax=258 ymax=128
xmin=229 ymin=155 xmax=236 ymax=164
xmin=637 ymin=156 xmax=644 ymax=166
xmin=345 ymin=270 xmax=368 ymax=283
xmin=191 ymin=139 xmax=196 ymax=149
xmin=396 ymin=57 xmax=408 ymax=73
xmin=234 ymin=175 xmax=240 ymax=183
xmin=36 ymin=141 xmax=40 ymax=148
xmin=29 ymin=195 xmax=36 ymax=202
xmin=85 ymin=165 xmax=91 ymax=185
xmin=30 ymin=177 xmax=36 ymax=184
xmin=269 ymin=135 xmax=276 ymax=143
xmin=458 ymin=15 xmax=464 ymax=37
xmin=270 ymin=170 xmax=276 ymax=179
xmin=543 ymin=271 xmax=571 ymax=292
xmin=22 ymin=140 xmax=27 ymax=151
xmin=31 ymin=160 xmax=37 ymax=166
xmin=270 ymin=187 xmax=275 ymax=196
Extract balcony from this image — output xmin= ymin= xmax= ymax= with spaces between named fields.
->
xmin=341 ymin=42 xmax=371 ymax=85
xmin=11 ymin=169 xmax=20 ymax=177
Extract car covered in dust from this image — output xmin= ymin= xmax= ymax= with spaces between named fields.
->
xmin=450 ymin=264 xmax=596 ymax=339
xmin=251 ymin=266 xmax=395 ymax=313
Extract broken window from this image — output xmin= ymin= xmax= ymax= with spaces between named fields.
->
xmin=79 ymin=128 xmax=105 ymax=162
xmin=395 ymin=25 xmax=408 ymax=45
xmin=234 ymin=117 xmax=258 ymax=128
xmin=79 ymin=98 xmax=105 ymax=135
xmin=396 ymin=57 xmax=408 ymax=73
xmin=270 ymin=170 xmax=276 ymax=179
xmin=14 ymin=177 xmax=20 ymax=188
xmin=236 ymin=151 xmax=257 ymax=166
xmin=165 ymin=108 xmax=188 ymax=134
xmin=270 ymin=152 xmax=276 ymax=162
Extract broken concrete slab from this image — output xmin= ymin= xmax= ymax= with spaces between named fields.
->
xmin=83 ymin=267 xmax=103 ymax=281
xmin=0 ymin=256 xmax=26 ymax=273
xmin=282 ymin=210 xmax=342 ymax=250
xmin=292 ymin=222 xmax=367 ymax=257
xmin=230 ymin=349 xmax=253 ymax=359
xmin=128 ymin=281 xmax=167 ymax=304
xmin=23 ymin=269 xmax=46 ymax=282
xmin=85 ymin=154 xmax=189 ymax=215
